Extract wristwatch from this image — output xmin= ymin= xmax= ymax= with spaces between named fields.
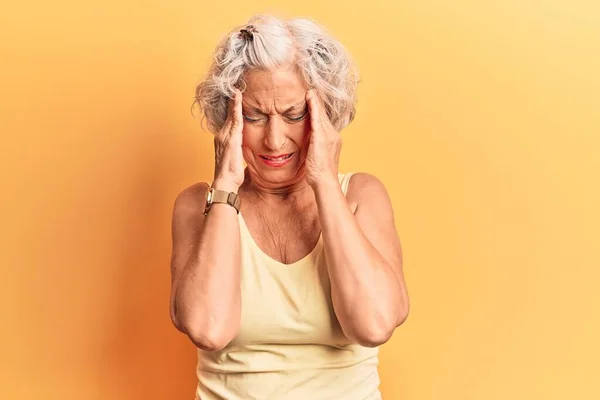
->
xmin=203 ymin=186 xmax=241 ymax=216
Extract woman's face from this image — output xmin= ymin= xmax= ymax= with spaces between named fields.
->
xmin=240 ymin=63 xmax=311 ymax=189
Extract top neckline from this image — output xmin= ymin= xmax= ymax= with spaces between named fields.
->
xmin=237 ymin=212 xmax=323 ymax=267
xmin=229 ymin=173 xmax=353 ymax=267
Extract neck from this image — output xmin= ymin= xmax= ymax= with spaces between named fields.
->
xmin=241 ymin=168 xmax=314 ymax=203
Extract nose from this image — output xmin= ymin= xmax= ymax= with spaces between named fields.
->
xmin=263 ymin=117 xmax=288 ymax=151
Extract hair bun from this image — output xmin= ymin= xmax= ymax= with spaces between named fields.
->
xmin=239 ymin=25 xmax=256 ymax=41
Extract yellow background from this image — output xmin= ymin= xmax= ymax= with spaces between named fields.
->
xmin=1 ymin=1 xmax=598 ymax=399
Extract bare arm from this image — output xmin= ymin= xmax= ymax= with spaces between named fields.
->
xmin=169 ymin=89 xmax=246 ymax=351
xmin=314 ymin=173 xmax=409 ymax=347
xmin=169 ymin=182 xmax=241 ymax=351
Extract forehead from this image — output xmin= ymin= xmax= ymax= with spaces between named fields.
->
xmin=242 ymin=64 xmax=307 ymax=111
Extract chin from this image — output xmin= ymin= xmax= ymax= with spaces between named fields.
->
xmin=256 ymin=161 xmax=305 ymax=185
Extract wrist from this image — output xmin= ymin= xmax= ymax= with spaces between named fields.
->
xmin=212 ymin=178 xmax=240 ymax=193
xmin=311 ymin=175 xmax=341 ymax=195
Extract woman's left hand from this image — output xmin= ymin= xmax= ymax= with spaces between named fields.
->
xmin=305 ymin=89 xmax=342 ymax=188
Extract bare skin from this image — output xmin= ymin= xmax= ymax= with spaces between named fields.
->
xmin=169 ymin=62 xmax=409 ymax=351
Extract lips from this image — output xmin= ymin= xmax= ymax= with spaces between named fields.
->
xmin=259 ymin=153 xmax=294 ymax=161
xmin=259 ymin=152 xmax=295 ymax=167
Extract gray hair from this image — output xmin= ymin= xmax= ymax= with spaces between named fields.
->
xmin=192 ymin=14 xmax=360 ymax=133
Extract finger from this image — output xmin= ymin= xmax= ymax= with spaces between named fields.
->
xmin=215 ymin=93 xmax=235 ymax=138
xmin=224 ymin=90 xmax=239 ymax=125
xmin=306 ymin=89 xmax=322 ymax=127
xmin=230 ymin=89 xmax=244 ymax=134
xmin=216 ymin=115 xmax=232 ymax=142
xmin=226 ymin=89 xmax=237 ymax=118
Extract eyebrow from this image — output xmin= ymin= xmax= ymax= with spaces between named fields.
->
xmin=244 ymin=102 xmax=306 ymax=115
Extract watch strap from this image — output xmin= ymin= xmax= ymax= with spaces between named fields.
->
xmin=204 ymin=187 xmax=241 ymax=215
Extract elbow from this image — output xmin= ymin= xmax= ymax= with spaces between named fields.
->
xmin=352 ymin=326 xmax=395 ymax=348
xmin=396 ymin=305 xmax=410 ymax=327
xmin=348 ymin=307 xmax=410 ymax=347
xmin=171 ymin=317 xmax=186 ymax=334
xmin=177 ymin=309 xmax=239 ymax=351
xmin=189 ymin=333 xmax=231 ymax=352
xmin=397 ymin=293 xmax=411 ymax=326
xmin=171 ymin=298 xmax=240 ymax=351
xmin=346 ymin=318 xmax=397 ymax=348
xmin=170 ymin=306 xmax=187 ymax=334
xmin=183 ymin=322 xmax=233 ymax=352
xmin=171 ymin=309 xmax=232 ymax=351
xmin=170 ymin=301 xmax=236 ymax=351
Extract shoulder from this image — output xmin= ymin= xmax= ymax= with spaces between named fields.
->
xmin=172 ymin=181 xmax=211 ymax=219
xmin=345 ymin=172 xmax=390 ymax=203
xmin=344 ymin=172 xmax=394 ymax=218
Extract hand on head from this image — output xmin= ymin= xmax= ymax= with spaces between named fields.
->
xmin=212 ymin=89 xmax=245 ymax=192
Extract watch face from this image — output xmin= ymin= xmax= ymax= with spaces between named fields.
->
xmin=203 ymin=188 xmax=214 ymax=216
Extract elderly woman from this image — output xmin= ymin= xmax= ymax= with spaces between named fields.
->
xmin=169 ymin=14 xmax=409 ymax=400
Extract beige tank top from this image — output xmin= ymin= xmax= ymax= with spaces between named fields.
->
xmin=195 ymin=173 xmax=382 ymax=400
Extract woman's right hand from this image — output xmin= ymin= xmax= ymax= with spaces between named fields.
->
xmin=212 ymin=89 xmax=245 ymax=192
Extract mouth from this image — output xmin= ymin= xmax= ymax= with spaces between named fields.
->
xmin=259 ymin=152 xmax=295 ymax=167
xmin=260 ymin=153 xmax=294 ymax=161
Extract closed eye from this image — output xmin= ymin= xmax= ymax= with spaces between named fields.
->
xmin=242 ymin=111 xmax=307 ymax=123
xmin=243 ymin=114 xmax=261 ymax=122
xmin=287 ymin=111 xmax=308 ymax=121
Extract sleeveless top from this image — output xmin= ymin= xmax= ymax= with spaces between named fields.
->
xmin=195 ymin=173 xmax=382 ymax=400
